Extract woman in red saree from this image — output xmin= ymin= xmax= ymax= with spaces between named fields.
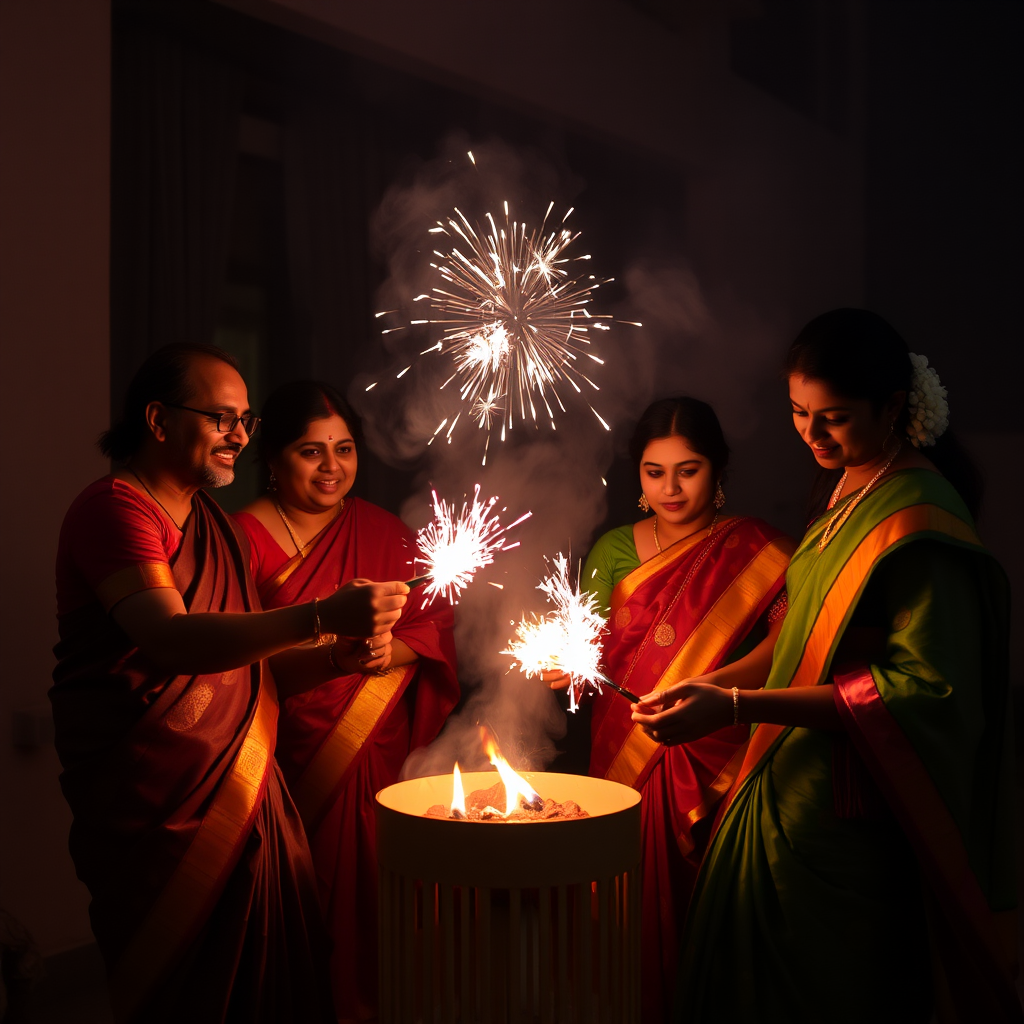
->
xmin=234 ymin=381 xmax=459 ymax=1023
xmin=579 ymin=397 xmax=793 ymax=1023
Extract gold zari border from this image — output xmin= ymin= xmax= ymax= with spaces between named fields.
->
xmin=724 ymin=503 xmax=980 ymax=809
xmin=96 ymin=562 xmax=177 ymax=611
xmin=605 ymin=536 xmax=792 ymax=789
xmin=293 ymin=664 xmax=414 ymax=829
xmin=609 ymin=518 xmax=738 ymax=618
xmin=109 ymin=675 xmax=278 ymax=1022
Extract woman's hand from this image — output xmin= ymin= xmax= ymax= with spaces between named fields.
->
xmin=330 ymin=631 xmax=394 ymax=676
xmin=539 ymin=668 xmax=571 ymax=691
xmin=630 ymin=680 xmax=732 ymax=745
xmin=320 ymin=579 xmax=408 ymax=638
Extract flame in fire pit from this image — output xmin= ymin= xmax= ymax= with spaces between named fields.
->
xmin=481 ymin=728 xmax=543 ymax=816
xmin=451 ymin=762 xmax=466 ymax=819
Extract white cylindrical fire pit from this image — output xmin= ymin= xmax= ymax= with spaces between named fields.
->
xmin=376 ymin=771 xmax=641 ymax=1024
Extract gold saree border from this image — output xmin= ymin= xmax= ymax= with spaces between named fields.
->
xmin=604 ymin=535 xmax=792 ymax=789
xmin=292 ymin=664 xmax=415 ymax=831
xmin=608 ymin=518 xmax=739 ymax=618
xmin=264 ymin=503 xmax=347 ymax=595
xmin=718 ymin=503 xmax=981 ymax=821
xmin=109 ymin=673 xmax=278 ymax=1023
xmin=96 ymin=562 xmax=177 ymax=612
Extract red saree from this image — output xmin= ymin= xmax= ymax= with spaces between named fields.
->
xmin=236 ymin=497 xmax=459 ymax=1023
xmin=589 ymin=516 xmax=793 ymax=1024
xmin=51 ymin=480 xmax=333 ymax=1024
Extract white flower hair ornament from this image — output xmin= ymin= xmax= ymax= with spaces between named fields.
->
xmin=905 ymin=353 xmax=949 ymax=448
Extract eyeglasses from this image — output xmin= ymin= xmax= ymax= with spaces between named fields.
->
xmin=166 ymin=404 xmax=261 ymax=436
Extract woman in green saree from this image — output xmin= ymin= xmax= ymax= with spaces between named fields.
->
xmin=634 ymin=309 xmax=1020 ymax=1022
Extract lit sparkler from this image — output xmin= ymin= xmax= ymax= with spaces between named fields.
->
xmin=411 ymin=485 xmax=532 ymax=605
xmin=504 ymin=554 xmax=638 ymax=712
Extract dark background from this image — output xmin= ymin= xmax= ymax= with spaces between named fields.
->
xmin=0 ymin=0 xmax=1020 ymax=1015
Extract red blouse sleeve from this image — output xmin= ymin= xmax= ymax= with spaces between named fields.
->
xmin=56 ymin=478 xmax=183 ymax=614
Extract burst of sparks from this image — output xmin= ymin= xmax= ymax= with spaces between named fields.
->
xmin=503 ymin=553 xmax=608 ymax=713
xmin=414 ymin=485 xmax=532 ymax=605
xmin=376 ymin=179 xmax=641 ymax=454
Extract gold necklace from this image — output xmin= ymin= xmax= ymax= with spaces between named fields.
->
xmin=818 ymin=442 xmax=902 ymax=553
xmin=653 ymin=511 xmax=720 ymax=553
xmin=273 ymin=498 xmax=344 ymax=558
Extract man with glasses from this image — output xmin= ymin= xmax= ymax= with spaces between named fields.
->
xmin=51 ymin=343 xmax=407 ymax=1023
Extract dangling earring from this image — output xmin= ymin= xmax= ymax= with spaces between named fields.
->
xmin=268 ymin=472 xmax=278 ymax=493
xmin=638 ymin=493 xmax=650 ymax=513
xmin=714 ymin=483 xmax=726 ymax=510
xmin=882 ymin=419 xmax=896 ymax=457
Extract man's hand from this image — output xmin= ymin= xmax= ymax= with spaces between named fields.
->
xmin=321 ymin=579 xmax=408 ymax=638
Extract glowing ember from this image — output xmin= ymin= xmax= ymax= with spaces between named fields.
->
xmin=413 ymin=485 xmax=531 ymax=604
xmin=504 ymin=553 xmax=608 ymax=713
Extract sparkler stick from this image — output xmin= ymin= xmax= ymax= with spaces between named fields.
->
xmin=594 ymin=671 xmax=641 ymax=705
xmin=405 ymin=574 xmax=432 ymax=588
xmin=412 ymin=485 xmax=531 ymax=604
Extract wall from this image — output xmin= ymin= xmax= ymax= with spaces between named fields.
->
xmin=0 ymin=0 xmax=112 ymax=955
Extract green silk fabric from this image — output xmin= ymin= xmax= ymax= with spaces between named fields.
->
xmin=676 ymin=470 xmax=1015 ymax=1023
xmin=583 ymin=523 xmax=641 ymax=615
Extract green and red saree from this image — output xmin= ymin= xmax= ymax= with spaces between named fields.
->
xmin=677 ymin=470 xmax=1019 ymax=1023
xmin=589 ymin=516 xmax=793 ymax=1022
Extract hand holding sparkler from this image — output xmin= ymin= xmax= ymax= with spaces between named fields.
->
xmin=503 ymin=554 xmax=638 ymax=712
xmin=320 ymin=579 xmax=409 ymax=638
xmin=410 ymin=485 xmax=531 ymax=604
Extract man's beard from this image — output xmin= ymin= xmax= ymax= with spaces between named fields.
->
xmin=199 ymin=462 xmax=234 ymax=488
xmin=198 ymin=444 xmax=241 ymax=488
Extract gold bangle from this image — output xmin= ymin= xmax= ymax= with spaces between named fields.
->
xmin=327 ymin=640 xmax=341 ymax=673
xmin=732 ymin=686 xmax=740 ymax=727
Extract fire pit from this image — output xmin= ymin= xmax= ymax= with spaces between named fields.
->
xmin=376 ymin=770 xmax=641 ymax=1023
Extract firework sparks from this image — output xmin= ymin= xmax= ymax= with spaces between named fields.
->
xmin=413 ymin=485 xmax=531 ymax=605
xmin=374 ymin=168 xmax=640 ymax=454
xmin=429 ymin=202 xmax=616 ymax=440
xmin=503 ymin=553 xmax=611 ymax=713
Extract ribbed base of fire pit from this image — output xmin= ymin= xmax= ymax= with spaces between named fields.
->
xmin=376 ymin=771 xmax=641 ymax=1024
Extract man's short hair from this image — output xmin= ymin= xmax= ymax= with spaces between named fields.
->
xmin=99 ymin=344 xmax=240 ymax=462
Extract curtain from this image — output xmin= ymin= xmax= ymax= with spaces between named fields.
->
xmin=280 ymin=81 xmax=374 ymax=388
xmin=110 ymin=14 xmax=243 ymax=414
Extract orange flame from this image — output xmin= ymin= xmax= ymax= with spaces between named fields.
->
xmin=480 ymin=727 xmax=543 ymax=816
xmin=451 ymin=762 xmax=466 ymax=818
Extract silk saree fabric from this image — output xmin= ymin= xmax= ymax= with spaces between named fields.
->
xmin=51 ymin=481 xmax=333 ymax=1023
xmin=236 ymin=496 xmax=459 ymax=1022
xmin=587 ymin=516 xmax=793 ymax=1023
xmin=678 ymin=470 xmax=1020 ymax=1023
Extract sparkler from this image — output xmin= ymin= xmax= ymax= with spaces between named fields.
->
xmin=503 ymin=553 xmax=637 ymax=712
xmin=372 ymin=159 xmax=641 ymax=460
xmin=411 ymin=485 xmax=532 ymax=605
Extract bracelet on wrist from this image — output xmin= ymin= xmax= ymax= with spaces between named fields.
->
xmin=327 ymin=640 xmax=341 ymax=673
xmin=312 ymin=597 xmax=322 ymax=645
xmin=732 ymin=686 xmax=740 ymax=727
